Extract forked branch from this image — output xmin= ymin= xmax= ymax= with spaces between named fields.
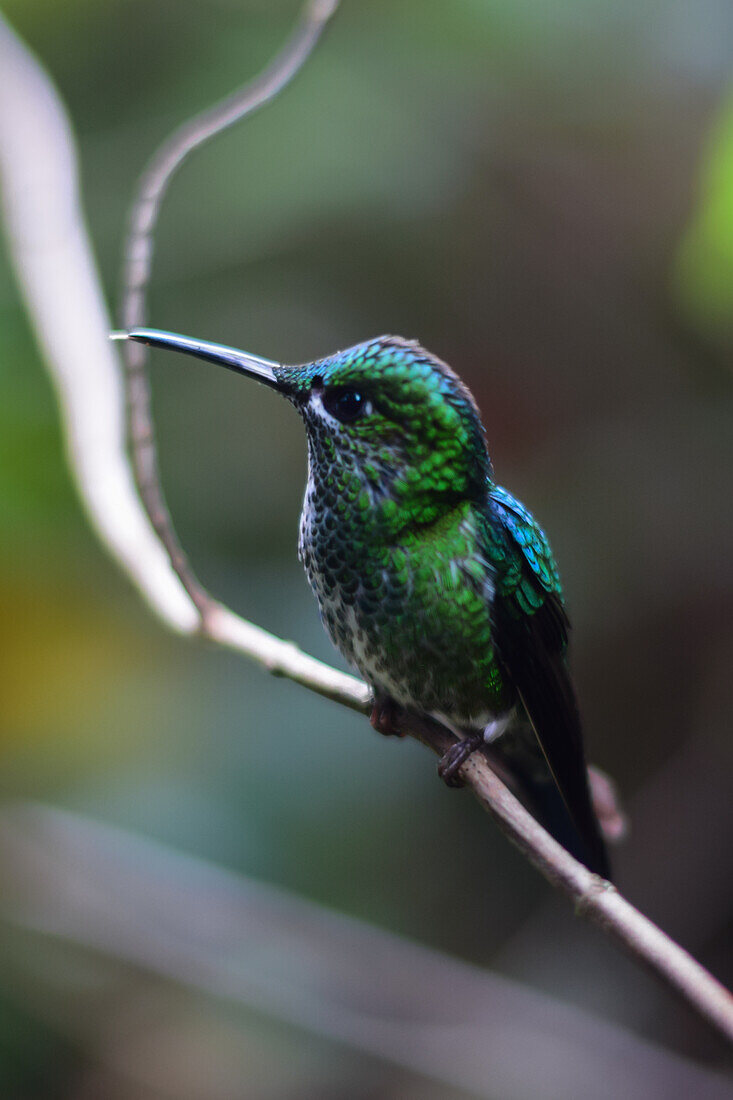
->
xmin=1 ymin=1 xmax=731 ymax=1046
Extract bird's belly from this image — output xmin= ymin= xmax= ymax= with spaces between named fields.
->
xmin=350 ymin=612 xmax=507 ymax=727
xmin=305 ymin=551 xmax=511 ymax=727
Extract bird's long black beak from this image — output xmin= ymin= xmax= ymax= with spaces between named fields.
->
xmin=113 ymin=328 xmax=282 ymax=390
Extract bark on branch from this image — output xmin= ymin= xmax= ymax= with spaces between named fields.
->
xmin=1 ymin=1 xmax=731 ymax=1047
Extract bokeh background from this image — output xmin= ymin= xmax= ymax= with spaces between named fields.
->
xmin=1 ymin=0 xmax=732 ymax=1096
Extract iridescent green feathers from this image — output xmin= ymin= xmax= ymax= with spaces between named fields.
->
xmin=281 ymin=335 xmax=608 ymax=876
xmin=487 ymin=485 xmax=565 ymax=621
xmin=280 ymin=334 xmax=565 ymax=628
xmin=277 ymin=336 xmax=493 ymax=529
xmin=124 ymin=327 xmax=610 ymax=877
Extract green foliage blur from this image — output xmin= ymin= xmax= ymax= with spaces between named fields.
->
xmin=1 ymin=0 xmax=732 ymax=1095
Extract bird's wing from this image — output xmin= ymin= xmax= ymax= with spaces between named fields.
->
xmin=482 ymin=486 xmax=611 ymax=879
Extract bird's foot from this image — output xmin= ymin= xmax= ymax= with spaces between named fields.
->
xmin=437 ymin=732 xmax=485 ymax=788
xmin=370 ymin=695 xmax=406 ymax=738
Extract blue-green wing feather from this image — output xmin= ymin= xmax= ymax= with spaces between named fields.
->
xmin=489 ymin=484 xmax=564 ymax=616
xmin=483 ymin=486 xmax=611 ymax=879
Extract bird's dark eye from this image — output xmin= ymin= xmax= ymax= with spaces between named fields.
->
xmin=322 ymin=387 xmax=368 ymax=424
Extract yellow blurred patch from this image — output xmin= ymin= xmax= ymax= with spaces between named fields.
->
xmin=0 ymin=561 xmax=155 ymax=752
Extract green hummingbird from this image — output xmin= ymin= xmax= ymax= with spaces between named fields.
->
xmin=125 ymin=327 xmax=612 ymax=878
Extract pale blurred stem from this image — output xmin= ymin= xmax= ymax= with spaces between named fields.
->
xmin=1 ymin=3 xmax=732 ymax=1050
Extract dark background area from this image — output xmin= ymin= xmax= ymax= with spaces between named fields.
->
xmin=1 ymin=0 xmax=732 ymax=1095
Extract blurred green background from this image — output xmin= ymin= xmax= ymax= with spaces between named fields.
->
xmin=1 ymin=0 xmax=732 ymax=1095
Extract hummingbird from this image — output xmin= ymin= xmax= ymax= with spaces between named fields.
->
xmin=124 ymin=327 xmax=612 ymax=878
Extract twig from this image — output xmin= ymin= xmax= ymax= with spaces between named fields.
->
xmin=116 ymin=0 xmax=367 ymax=711
xmin=495 ymin=727 xmax=733 ymax=1007
xmin=1 ymin=804 xmax=731 ymax=1100
xmin=119 ymin=0 xmax=341 ymax=614
xmin=400 ymin=713 xmax=733 ymax=1043
xmin=1 ymin=1 xmax=732 ymax=1048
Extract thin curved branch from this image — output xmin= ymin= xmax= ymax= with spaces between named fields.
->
xmin=116 ymin=0 xmax=366 ymax=712
xmin=1 ymin=2 xmax=732 ymax=1048
xmin=119 ymin=0 xmax=342 ymax=614
xmin=403 ymin=714 xmax=733 ymax=1044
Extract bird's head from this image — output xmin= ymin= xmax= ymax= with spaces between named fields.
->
xmin=122 ymin=329 xmax=492 ymax=532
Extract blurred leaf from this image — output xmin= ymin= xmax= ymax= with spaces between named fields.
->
xmin=675 ymin=91 xmax=733 ymax=336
